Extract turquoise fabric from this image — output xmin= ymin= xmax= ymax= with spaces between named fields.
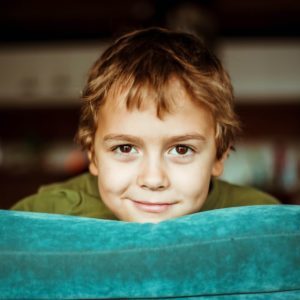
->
xmin=0 ymin=205 xmax=299 ymax=299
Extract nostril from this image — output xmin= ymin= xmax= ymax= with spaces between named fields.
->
xmin=141 ymin=184 xmax=166 ymax=191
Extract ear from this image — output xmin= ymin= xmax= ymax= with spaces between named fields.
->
xmin=211 ymin=148 xmax=230 ymax=177
xmin=88 ymin=150 xmax=98 ymax=176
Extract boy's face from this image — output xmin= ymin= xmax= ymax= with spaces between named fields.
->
xmin=89 ymin=80 xmax=226 ymax=223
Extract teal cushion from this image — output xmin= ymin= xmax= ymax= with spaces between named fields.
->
xmin=0 ymin=205 xmax=299 ymax=299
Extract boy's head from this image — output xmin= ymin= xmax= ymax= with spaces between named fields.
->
xmin=76 ymin=27 xmax=240 ymax=223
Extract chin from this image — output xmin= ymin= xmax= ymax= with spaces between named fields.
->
xmin=117 ymin=213 xmax=165 ymax=223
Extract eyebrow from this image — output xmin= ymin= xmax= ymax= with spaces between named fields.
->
xmin=103 ymin=134 xmax=144 ymax=145
xmin=103 ymin=133 xmax=206 ymax=145
xmin=167 ymin=134 xmax=207 ymax=143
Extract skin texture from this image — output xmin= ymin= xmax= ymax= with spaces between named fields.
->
xmin=89 ymin=80 xmax=227 ymax=223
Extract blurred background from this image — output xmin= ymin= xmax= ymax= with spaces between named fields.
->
xmin=0 ymin=0 xmax=299 ymax=208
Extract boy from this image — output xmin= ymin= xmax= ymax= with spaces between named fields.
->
xmin=11 ymin=27 xmax=279 ymax=223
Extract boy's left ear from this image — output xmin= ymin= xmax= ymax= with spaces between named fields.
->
xmin=211 ymin=148 xmax=230 ymax=177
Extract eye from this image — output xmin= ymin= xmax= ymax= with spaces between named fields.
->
xmin=113 ymin=144 xmax=138 ymax=154
xmin=119 ymin=145 xmax=133 ymax=153
xmin=175 ymin=145 xmax=189 ymax=155
xmin=169 ymin=145 xmax=194 ymax=156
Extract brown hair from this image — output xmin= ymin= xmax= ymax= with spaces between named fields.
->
xmin=75 ymin=27 xmax=240 ymax=159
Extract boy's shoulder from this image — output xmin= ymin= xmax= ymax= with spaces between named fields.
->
xmin=39 ymin=172 xmax=99 ymax=197
xmin=11 ymin=173 xmax=116 ymax=219
xmin=202 ymin=178 xmax=280 ymax=211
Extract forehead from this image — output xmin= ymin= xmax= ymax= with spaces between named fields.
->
xmin=102 ymin=77 xmax=202 ymax=114
xmin=97 ymin=79 xmax=215 ymax=138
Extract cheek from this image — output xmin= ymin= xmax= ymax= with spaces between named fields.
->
xmin=97 ymin=158 xmax=136 ymax=195
xmin=169 ymin=156 xmax=215 ymax=198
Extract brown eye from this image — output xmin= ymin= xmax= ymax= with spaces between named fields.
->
xmin=175 ymin=145 xmax=189 ymax=155
xmin=119 ymin=145 xmax=133 ymax=153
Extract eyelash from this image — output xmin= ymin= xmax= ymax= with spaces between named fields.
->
xmin=111 ymin=144 xmax=195 ymax=157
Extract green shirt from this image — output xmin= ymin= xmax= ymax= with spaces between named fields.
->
xmin=11 ymin=172 xmax=279 ymax=219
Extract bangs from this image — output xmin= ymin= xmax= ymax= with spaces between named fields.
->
xmin=105 ymin=73 xmax=180 ymax=119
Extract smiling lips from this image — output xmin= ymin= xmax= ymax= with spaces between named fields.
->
xmin=130 ymin=199 xmax=175 ymax=213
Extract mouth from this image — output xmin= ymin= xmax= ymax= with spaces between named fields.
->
xmin=130 ymin=199 xmax=175 ymax=213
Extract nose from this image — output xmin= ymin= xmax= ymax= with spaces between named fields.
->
xmin=137 ymin=157 xmax=170 ymax=191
